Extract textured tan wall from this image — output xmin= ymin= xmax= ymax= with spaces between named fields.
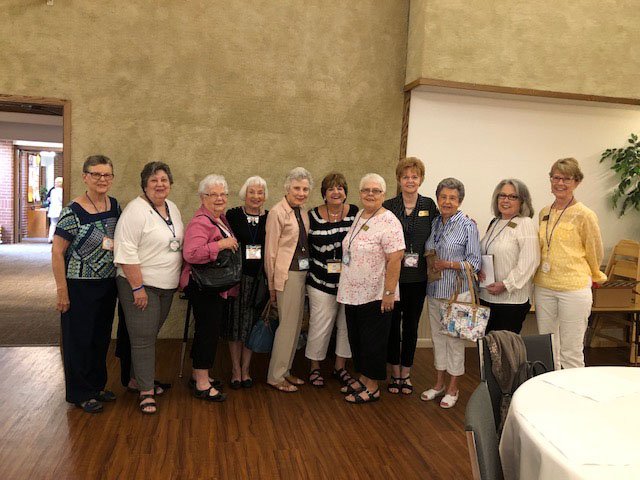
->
xmin=0 ymin=1 xmax=409 ymax=336
xmin=406 ymin=0 xmax=640 ymax=98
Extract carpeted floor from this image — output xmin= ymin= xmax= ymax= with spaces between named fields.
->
xmin=0 ymin=242 xmax=60 ymax=345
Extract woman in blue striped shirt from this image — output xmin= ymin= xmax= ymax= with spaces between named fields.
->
xmin=420 ymin=178 xmax=481 ymax=409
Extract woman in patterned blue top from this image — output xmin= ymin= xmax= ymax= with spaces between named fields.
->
xmin=52 ymin=155 xmax=120 ymax=414
xmin=420 ymin=178 xmax=481 ymax=410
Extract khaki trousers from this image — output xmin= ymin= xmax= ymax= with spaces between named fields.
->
xmin=267 ymin=271 xmax=307 ymax=384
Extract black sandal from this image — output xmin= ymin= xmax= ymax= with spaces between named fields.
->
xmin=346 ymin=388 xmax=380 ymax=404
xmin=139 ymin=394 xmax=157 ymax=415
xmin=193 ymin=386 xmax=227 ymax=403
xmin=96 ymin=390 xmax=116 ymax=402
xmin=332 ymin=368 xmax=355 ymax=387
xmin=308 ymin=369 xmax=325 ymax=388
xmin=75 ymin=398 xmax=103 ymax=414
xmin=341 ymin=379 xmax=365 ymax=395
xmin=387 ymin=376 xmax=402 ymax=394
xmin=400 ymin=376 xmax=414 ymax=395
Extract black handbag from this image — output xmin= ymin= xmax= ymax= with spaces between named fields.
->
xmin=190 ymin=215 xmax=242 ymax=292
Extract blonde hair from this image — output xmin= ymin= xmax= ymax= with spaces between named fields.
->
xmin=549 ymin=157 xmax=584 ymax=182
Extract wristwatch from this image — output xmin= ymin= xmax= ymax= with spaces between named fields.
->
xmin=384 ymin=290 xmax=393 ymax=296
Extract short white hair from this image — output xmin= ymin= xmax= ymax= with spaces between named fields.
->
xmin=198 ymin=174 xmax=228 ymax=195
xmin=239 ymin=176 xmax=268 ymax=201
xmin=284 ymin=167 xmax=313 ymax=191
xmin=359 ymin=173 xmax=386 ymax=193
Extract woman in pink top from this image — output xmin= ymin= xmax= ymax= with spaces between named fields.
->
xmin=180 ymin=174 xmax=239 ymax=403
xmin=336 ymin=173 xmax=405 ymax=404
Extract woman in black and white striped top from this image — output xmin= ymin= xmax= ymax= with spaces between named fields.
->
xmin=305 ymin=172 xmax=359 ymax=388
xmin=479 ymin=179 xmax=539 ymax=333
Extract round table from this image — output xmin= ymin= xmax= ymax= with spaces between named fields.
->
xmin=499 ymin=366 xmax=640 ymax=480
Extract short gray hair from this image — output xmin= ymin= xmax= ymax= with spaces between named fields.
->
xmin=284 ymin=167 xmax=313 ymax=191
xmin=359 ymin=173 xmax=386 ymax=193
xmin=198 ymin=174 xmax=228 ymax=195
xmin=436 ymin=177 xmax=465 ymax=201
xmin=140 ymin=161 xmax=173 ymax=190
xmin=491 ymin=178 xmax=534 ymax=218
xmin=239 ymin=176 xmax=268 ymax=201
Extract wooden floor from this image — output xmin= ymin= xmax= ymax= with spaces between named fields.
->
xmin=0 ymin=342 xmax=630 ymax=480
xmin=0 ymin=342 xmax=482 ymax=480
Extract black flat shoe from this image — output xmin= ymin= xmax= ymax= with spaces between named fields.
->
xmin=193 ymin=386 xmax=227 ymax=402
xmin=230 ymin=380 xmax=242 ymax=390
xmin=96 ymin=390 xmax=116 ymax=402
xmin=188 ymin=378 xmax=223 ymax=390
xmin=241 ymin=378 xmax=253 ymax=388
xmin=75 ymin=398 xmax=103 ymax=414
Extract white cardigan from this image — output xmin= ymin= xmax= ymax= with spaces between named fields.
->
xmin=479 ymin=216 xmax=539 ymax=305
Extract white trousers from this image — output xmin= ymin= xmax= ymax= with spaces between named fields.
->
xmin=305 ymin=285 xmax=351 ymax=361
xmin=427 ymin=292 xmax=471 ymax=377
xmin=534 ymin=285 xmax=592 ymax=369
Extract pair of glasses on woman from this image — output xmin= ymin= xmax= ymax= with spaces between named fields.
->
xmin=84 ymin=172 xmax=114 ymax=181
xmin=497 ymin=193 xmax=520 ymax=201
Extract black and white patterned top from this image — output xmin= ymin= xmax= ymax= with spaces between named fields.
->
xmin=307 ymin=204 xmax=358 ymax=295
xmin=55 ymin=197 xmax=121 ymax=279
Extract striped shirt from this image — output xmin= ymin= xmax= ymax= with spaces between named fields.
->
xmin=307 ymin=204 xmax=358 ymax=295
xmin=426 ymin=211 xmax=481 ymax=299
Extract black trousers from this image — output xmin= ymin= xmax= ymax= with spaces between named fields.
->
xmin=61 ymin=278 xmax=117 ymax=403
xmin=387 ymin=281 xmax=427 ymax=367
xmin=480 ymin=299 xmax=531 ymax=334
xmin=345 ymin=301 xmax=393 ymax=381
xmin=187 ymin=280 xmax=228 ymax=370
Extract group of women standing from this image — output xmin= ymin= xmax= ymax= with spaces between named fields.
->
xmin=52 ymin=154 xmax=604 ymax=414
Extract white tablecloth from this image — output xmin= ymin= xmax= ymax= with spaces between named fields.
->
xmin=499 ymin=366 xmax=640 ymax=480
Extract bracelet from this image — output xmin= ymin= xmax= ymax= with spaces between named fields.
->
xmin=132 ymin=285 xmax=145 ymax=293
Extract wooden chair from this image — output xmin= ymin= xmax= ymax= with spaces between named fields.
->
xmin=589 ymin=239 xmax=640 ymax=363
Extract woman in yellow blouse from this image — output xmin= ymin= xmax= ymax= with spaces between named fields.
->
xmin=533 ymin=158 xmax=606 ymax=369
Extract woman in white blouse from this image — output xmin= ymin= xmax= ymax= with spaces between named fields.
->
xmin=479 ymin=179 xmax=539 ymax=333
xmin=114 ymin=162 xmax=184 ymax=414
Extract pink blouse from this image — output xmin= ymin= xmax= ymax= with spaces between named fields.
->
xmin=336 ymin=210 xmax=405 ymax=305
xmin=179 ymin=206 xmax=239 ymax=298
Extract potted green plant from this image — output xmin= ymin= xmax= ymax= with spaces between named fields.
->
xmin=600 ymin=133 xmax=640 ymax=217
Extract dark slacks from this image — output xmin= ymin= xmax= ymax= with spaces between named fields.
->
xmin=61 ymin=278 xmax=117 ymax=403
xmin=345 ymin=300 xmax=393 ymax=381
xmin=387 ymin=281 xmax=427 ymax=367
xmin=480 ymin=299 xmax=531 ymax=334
xmin=187 ymin=280 xmax=228 ymax=370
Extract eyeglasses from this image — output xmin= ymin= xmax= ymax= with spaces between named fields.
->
xmin=360 ymin=188 xmax=384 ymax=196
xmin=202 ymin=193 xmax=228 ymax=199
xmin=84 ymin=172 xmax=114 ymax=181
xmin=550 ymin=175 xmax=574 ymax=184
xmin=497 ymin=193 xmax=520 ymax=201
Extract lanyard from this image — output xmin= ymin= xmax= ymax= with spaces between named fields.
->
xmin=144 ymin=194 xmax=176 ymax=237
xmin=347 ymin=207 xmax=381 ymax=250
xmin=85 ymin=192 xmax=110 ymax=234
xmin=483 ymin=217 xmax=514 ymax=254
xmin=433 ymin=214 xmax=455 ymax=246
xmin=544 ymin=197 xmax=573 ymax=251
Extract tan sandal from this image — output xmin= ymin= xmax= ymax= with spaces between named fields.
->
xmin=269 ymin=381 xmax=298 ymax=393
xmin=285 ymin=375 xmax=304 ymax=386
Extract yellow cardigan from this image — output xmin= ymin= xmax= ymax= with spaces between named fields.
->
xmin=534 ymin=202 xmax=607 ymax=291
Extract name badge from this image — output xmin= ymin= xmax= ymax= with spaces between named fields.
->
xmin=327 ymin=259 xmax=342 ymax=274
xmin=298 ymin=257 xmax=310 ymax=270
xmin=507 ymin=221 xmax=517 ymax=228
xmin=246 ymin=244 xmax=262 ymax=260
xmin=362 ymin=225 xmax=369 ymax=231
xmin=169 ymin=239 xmax=181 ymax=252
xmin=102 ymin=237 xmax=114 ymax=251
xmin=403 ymin=252 xmax=419 ymax=268
xmin=418 ymin=210 xmax=429 ymax=217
